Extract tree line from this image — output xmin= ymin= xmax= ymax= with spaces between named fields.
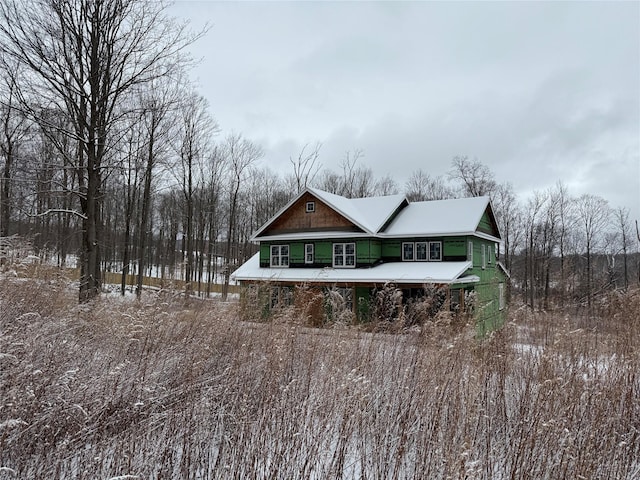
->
xmin=1 ymin=0 xmax=637 ymax=309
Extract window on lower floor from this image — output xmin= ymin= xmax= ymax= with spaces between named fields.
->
xmin=333 ymin=242 xmax=355 ymax=268
xmin=270 ymin=245 xmax=289 ymax=267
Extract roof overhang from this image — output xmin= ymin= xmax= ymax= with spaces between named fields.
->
xmin=232 ymin=254 xmax=476 ymax=286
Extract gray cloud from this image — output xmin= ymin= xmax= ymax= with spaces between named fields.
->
xmin=172 ymin=0 xmax=639 ymax=219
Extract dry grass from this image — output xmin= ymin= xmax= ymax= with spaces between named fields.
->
xmin=1 ymin=277 xmax=639 ymax=479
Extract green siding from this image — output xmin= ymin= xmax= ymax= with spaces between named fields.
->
xmin=467 ymin=247 xmax=507 ymax=336
xmin=477 ymin=210 xmax=498 ymax=237
xmin=443 ymin=237 xmax=466 ymax=256
xmin=382 ymin=240 xmax=401 ymax=258
xmin=315 ymin=241 xmax=333 ymax=263
xmin=355 ymin=239 xmax=381 ymax=264
xmin=290 ymin=243 xmax=304 ymax=263
xmin=260 ymin=244 xmax=270 ymax=263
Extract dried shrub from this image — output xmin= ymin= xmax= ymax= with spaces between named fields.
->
xmin=293 ymin=284 xmax=324 ymax=326
xmin=1 ymin=278 xmax=639 ymax=479
xmin=371 ymin=282 xmax=403 ymax=325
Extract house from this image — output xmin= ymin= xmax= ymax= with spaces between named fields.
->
xmin=232 ymin=187 xmax=508 ymax=333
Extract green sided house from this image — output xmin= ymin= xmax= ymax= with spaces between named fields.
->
xmin=231 ymin=187 xmax=508 ymax=333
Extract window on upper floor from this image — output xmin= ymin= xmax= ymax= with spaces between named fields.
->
xmin=305 ymin=243 xmax=314 ymax=264
xmin=333 ymin=242 xmax=355 ymax=268
xmin=402 ymin=242 xmax=414 ymax=261
xmin=305 ymin=201 xmax=315 ymax=213
xmin=429 ymin=241 xmax=442 ymax=261
xmin=403 ymin=241 xmax=441 ymax=261
xmin=468 ymin=241 xmax=473 ymax=263
xmin=270 ymin=245 xmax=289 ymax=268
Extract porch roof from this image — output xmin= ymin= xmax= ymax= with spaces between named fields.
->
xmin=231 ymin=253 xmax=478 ymax=285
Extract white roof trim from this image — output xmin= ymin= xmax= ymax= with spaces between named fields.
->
xmin=255 ymin=231 xmax=373 ymax=242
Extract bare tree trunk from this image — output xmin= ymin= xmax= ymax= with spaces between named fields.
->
xmin=136 ymin=117 xmax=156 ymax=299
xmin=0 ymin=144 xmax=11 ymax=237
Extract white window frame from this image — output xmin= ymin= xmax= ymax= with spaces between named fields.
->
xmin=482 ymin=244 xmax=486 ymax=269
xmin=415 ymin=241 xmax=428 ymax=261
xmin=270 ymin=244 xmax=289 ymax=268
xmin=402 ymin=242 xmax=415 ymax=261
xmin=333 ymin=242 xmax=356 ymax=268
xmin=468 ymin=241 xmax=473 ymax=263
xmin=305 ymin=243 xmax=314 ymax=264
xmin=429 ymin=241 xmax=442 ymax=261
xmin=305 ymin=201 xmax=315 ymax=213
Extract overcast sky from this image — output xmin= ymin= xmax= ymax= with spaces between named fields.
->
xmin=170 ymin=1 xmax=639 ymax=221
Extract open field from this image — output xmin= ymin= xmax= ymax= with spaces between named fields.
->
xmin=1 ymin=277 xmax=639 ymax=479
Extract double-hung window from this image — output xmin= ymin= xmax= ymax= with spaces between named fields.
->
xmin=305 ymin=243 xmax=314 ymax=264
xmin=333 ymin=242 xmax=355 ymax=268
xmin=270 ymin=245 xmax=289 ymax=267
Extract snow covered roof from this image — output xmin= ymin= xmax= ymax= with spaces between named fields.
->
xmin=232 ymin=253 xmax=477 ymax=285
xmin=307 ymin=187 xmax=407 ymax=234
xmin=252 ymin=187 xmax=407 ymax=240
xmin=251 ymin=188 xmax=499 ymax=242
xmin=381 ymin=196 xmax=496 ymax=238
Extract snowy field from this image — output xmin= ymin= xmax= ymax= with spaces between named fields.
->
xmin=0 ymin=276 xmax=639 ymax=479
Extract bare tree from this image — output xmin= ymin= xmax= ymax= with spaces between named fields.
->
xmin=374 ymin=174 xmax=399 ymax=196
xmin=135 ymin=81 xmax=182 ymax=298
xmin=448 ymin=155 xmax=497 ymax=198
xmin=493 ymin=182 xmax=522 ymax=272
xmin=0 ymin=59 xmax=30 ymax=238
xmin=289 ymin=142 xmax=322 ymax=194
xmin=614 ymin=206 xmax=631 ymax=290
xmin=575 ymin=194 xmax=611 ymax=308
xmin=221 ymin=133 xmax=263 ymax=300
xmin=0 ymin=0 xmax=200 ymax=301
xmin=118 ymin=121 xmax=144 ymax=295
xmin=339 ymin=149 xmax=365 ymax=198
xmin=523 ymin=191 xmax=548 ymax=309
xmin=404 ymin=169 xmax=431 ymax=202
xmin=405 ymin=169 xmax=453 ymax=201
xmin=174 ymin=93 xmax=215 ymax=295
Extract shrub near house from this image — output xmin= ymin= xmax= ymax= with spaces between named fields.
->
xmin=233 ymin=187 xmax=508 ymax=333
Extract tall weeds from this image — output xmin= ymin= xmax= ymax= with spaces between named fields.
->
xmin=1 ymin=278 xmax=638 ymax=479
